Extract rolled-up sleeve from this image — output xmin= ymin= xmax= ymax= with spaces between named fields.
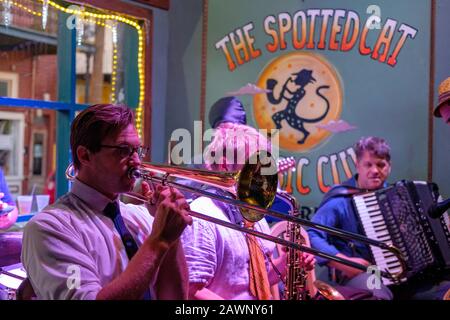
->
xmin=181 ymin=197 xmax=224 ymax=287
xmin=181 ymin=217 xmax=217 ymax=286
xmin=21 ymin=213 xmax=103 ymax=300
xmin=307 ymin=201 xmax=341 ymax=266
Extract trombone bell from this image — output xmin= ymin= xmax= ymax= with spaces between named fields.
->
xmin=236 ymin=160 xmax=278 ymax=222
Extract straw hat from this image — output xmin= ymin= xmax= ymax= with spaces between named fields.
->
xmin=434 ymin=77 xmax=450 ymax=121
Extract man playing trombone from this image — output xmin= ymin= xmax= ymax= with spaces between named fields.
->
xmin=21 ymin=104 xmax=192 ymax=300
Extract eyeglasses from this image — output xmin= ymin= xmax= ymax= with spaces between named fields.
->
xmin=100 ymin=144 xmax=150 ymax=159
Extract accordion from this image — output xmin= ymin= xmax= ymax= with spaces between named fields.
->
xmin=352 ymin=180 xmax=450 ymax=285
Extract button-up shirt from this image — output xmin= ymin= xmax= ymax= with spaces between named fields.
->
xmin=21 ymin=178 xmax=154 ymax=299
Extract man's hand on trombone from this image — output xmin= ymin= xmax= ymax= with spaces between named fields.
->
xmin=142 ymin=181 xmax=193 ymax=247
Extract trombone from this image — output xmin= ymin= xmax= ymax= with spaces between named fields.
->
xmin=65 ymin=153 xmax=406 ymax=282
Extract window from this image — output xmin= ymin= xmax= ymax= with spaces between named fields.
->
xmin=0 ymin=71 xmax=19 ymax=97
xmin=32 ymin=132 xmax=45 ymax=176
xmin=0 ymin=81 xmax=8 ymax=96
xmin=0 ymin=0 xmax=150 ymax=203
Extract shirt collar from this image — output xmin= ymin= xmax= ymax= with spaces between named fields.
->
xmin=71 ymin=178 xmax=119 ymax=213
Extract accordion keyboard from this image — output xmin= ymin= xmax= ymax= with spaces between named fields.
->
xmin=353 ymin=181 xmax=440 ymax=285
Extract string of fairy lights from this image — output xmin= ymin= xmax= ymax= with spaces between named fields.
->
xmin=0 ymin=0 xmax=146 ymax=137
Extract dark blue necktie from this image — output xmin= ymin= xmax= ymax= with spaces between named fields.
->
xmin=104 ymin=201 xmax=152 ymax=300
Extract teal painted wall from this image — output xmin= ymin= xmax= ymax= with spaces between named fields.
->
xmin=151 ymin=7 xmax=169 ymax=163
xmin=162 ymin=0 xmax=449 ymax=205
xmin=206 ymin=0 xmax=431 ymax=208
xmin=163 ymin=0 xmax=203 ymax=163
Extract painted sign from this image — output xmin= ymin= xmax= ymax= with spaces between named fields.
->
xmin=205 ymin=0 xmax=431 ymax=213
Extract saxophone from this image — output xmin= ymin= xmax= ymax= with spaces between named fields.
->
xmin=282 ymin=193 xmax=345 ymax=300
xmin=284 ymin=219 xmax=311 ymax=300
xmin=282 ymin=195 xmax=311 ymax=300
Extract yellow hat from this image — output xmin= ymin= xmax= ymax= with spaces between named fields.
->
xmin=434 ymin=77 xmax=450 ymax=117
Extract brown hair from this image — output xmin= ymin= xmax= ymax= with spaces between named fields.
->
xmin=70 ymin=104 xmax=134 ymax=169
xmin=354 ymin=136 xmax=391 ymax=162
